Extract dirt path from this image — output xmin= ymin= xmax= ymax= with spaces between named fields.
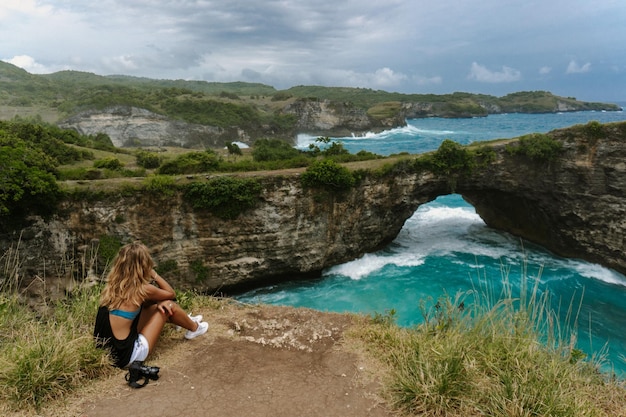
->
xmin=75 ymin=303 xmax=393 ymax=417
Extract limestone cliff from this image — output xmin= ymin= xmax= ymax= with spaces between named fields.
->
xmin=459 ymin=122 xmax=626 ymax=274
xmin=281 ymin=99 xmax=403 ymax=136
xmin=58 ymin=106 xmax=243 ymax=148
xmin=5 ymin=121 xmax=626 ymax=294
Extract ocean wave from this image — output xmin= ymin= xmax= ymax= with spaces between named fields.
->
xmin=567 ymin=260 xmax=626 ymax=287
xmin=326 ymin=252 xmax=426 ymax=280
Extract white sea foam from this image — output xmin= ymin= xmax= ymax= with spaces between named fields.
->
xmin=295 ymin=123 xmax=454 ymax=149
xmin=327 ymin=252 xmax=425 ymax=281
xmin=567 ymin=260 xmax=626 ymax=287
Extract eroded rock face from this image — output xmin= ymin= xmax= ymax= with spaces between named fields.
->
xmin=282 ymin=99 xmax=403 ymax=136
xmin=459 ymin=122 xmax=626 ymax=275
xmin=4 ymin=122 xmax=626 ymax=294
xmin=58 ymin=101 xmax=402 ymax=149
xmin=58 ymin=106 xmax=242 ymax=148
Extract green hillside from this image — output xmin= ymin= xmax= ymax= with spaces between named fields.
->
xmin=0 ymin=61 xmax=620 ymax=127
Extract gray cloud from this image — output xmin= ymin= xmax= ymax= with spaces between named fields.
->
xmin=1 ymin=0 xmax=625 ymax=100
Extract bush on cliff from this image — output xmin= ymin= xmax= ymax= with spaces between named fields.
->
xmin=506 ymin=133 xmax=563 ymax=161
xmin=300 ymin=159 xmax=355 ymax=190
xmin=136 ymin=150 xmax=163 ymax=169
xmin=252 ymin=138 xmax=302 ymax=162
xmin=184 ymin=176 xmax=263 ymax=219
xmin=158 ymin=150 xmax=221 ymax=175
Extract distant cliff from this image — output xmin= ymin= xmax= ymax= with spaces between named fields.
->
xmin=58 ymin=94 xmax=620 ymax=150
xmin=5 ymin=121 xmax=626 ymax=295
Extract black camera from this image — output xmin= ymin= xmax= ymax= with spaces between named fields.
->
xmin=125 ymin=360 xmax=160 ymax=388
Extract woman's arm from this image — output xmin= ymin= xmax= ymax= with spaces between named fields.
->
xmin=144 ymin=270 xmax=176 ymax=301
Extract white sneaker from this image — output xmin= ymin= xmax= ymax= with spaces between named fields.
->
xmin=185 ymin=321 xmax=209 ymax=340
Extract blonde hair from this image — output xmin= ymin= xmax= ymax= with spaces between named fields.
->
xmin=100 ymin=242 xmax=154 ymax=309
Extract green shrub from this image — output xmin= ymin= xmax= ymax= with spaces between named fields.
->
xmin=97 ymin=235 xmax=123 ymax=266
xmin=583 ymin=120 xmax=606 ymax=140
xmin=184 ymin=176 xmax=263 ymax=219
xmin=0 ymin=135 xmax=60 ymax=217
xmin=156 ymin=259 xmax=178 ymax=275
xmin=225 ymin=142 xmax=243 ymax=157
xmin=158 ymin=150 xmax=220 ymax=175
xmin=300 ymin=159 xmax=355 ymax=190
xmin=190 ymin=259 xmax=210 ymax=283
xmin=93 ymin=157 xmax=124 ymax=170
xmin=143 ymin=175 xmax=177 ymax=196
xmin=429 ymin=139 xmax=476 ymax=176
xmin=252 ymin=138 xmax=302 ymax=162
xmin=136 ymin=150 xmax=162 ymax=169
xmin=507 ymin=133 xmax=563 ymax=161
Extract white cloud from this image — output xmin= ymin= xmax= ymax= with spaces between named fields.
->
xmin=3 ymin=55 xmax=50 ymax=73
xmin=539 ymin=66 xmax=552 ymax=75
xmin=467 ymin=62 xmax=521 ymax=83
xmin=566 ymin=60 xmax=591 ymax=74
xmin=371 ymin=67 xmax=408 ymax=87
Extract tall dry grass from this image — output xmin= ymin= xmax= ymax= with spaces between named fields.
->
xmin=0 ymin=242 xmax=113 ymax=412
xmin=354 ymin=271 xmax=626 ymax=416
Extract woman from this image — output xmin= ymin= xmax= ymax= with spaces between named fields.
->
xmin=93 ymin=242 xmax=208 ymax=369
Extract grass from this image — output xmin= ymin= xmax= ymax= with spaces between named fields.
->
xmin=352 ymin=273 xmax=626 ymax=416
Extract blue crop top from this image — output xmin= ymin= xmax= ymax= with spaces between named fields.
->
xmin=109 ymin=307 xmax=141 ymax=320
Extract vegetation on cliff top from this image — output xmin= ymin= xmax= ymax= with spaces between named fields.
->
xmin=3 ymin=117 xmax=616 ymax=226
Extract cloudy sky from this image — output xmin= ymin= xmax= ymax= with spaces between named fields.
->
xmin=2 ymin=0 xmax=625 ymax=101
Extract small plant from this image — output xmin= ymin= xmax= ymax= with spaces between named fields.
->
xmin=143 ymin=174 xmax=177 ymax=196
xmin=252 ymin=138 xmax=302 ymax=162
xmin=190 ymin=259 xmax=210 ymax=283
xmin=156 ymin=259 xmax=178 ymax=275
xmin=225 ymin=142 xmax=243 ymax=158
xmin=584 ymin=120 xmax=606 ymax=140
xmin=97 ymin=235 xmax=123 ymax=266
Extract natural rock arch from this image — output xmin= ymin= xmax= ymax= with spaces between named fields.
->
xmin=5 ymin=122 xmax=626 ymax=294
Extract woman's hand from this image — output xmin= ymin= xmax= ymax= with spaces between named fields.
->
xmin=157 ymin=300 xmax=175 ymax=316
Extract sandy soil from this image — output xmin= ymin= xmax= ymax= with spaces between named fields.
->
xmin=25 ymin=301 xmax=396 ymax=417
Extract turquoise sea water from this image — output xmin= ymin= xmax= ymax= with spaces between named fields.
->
xmin=237 ymin=108 xmax=626 ymax=376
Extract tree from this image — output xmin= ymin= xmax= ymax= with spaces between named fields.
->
xmin=0 ymin=135 xmax=60 ymax=216
xmin=226 ymin=142 xmax=243 ymax=158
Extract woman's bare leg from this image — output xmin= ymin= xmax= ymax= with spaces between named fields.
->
xmin=137 ymin=302 xmax=200 ymax=354
xmin=164 ymin=302 xmax=199 ymax=331
xmin=136 ymin=304 xmax=168 ymax=354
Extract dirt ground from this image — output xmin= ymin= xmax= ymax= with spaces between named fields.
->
xmin=39 ymin=302 xmax=396 ymax=417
